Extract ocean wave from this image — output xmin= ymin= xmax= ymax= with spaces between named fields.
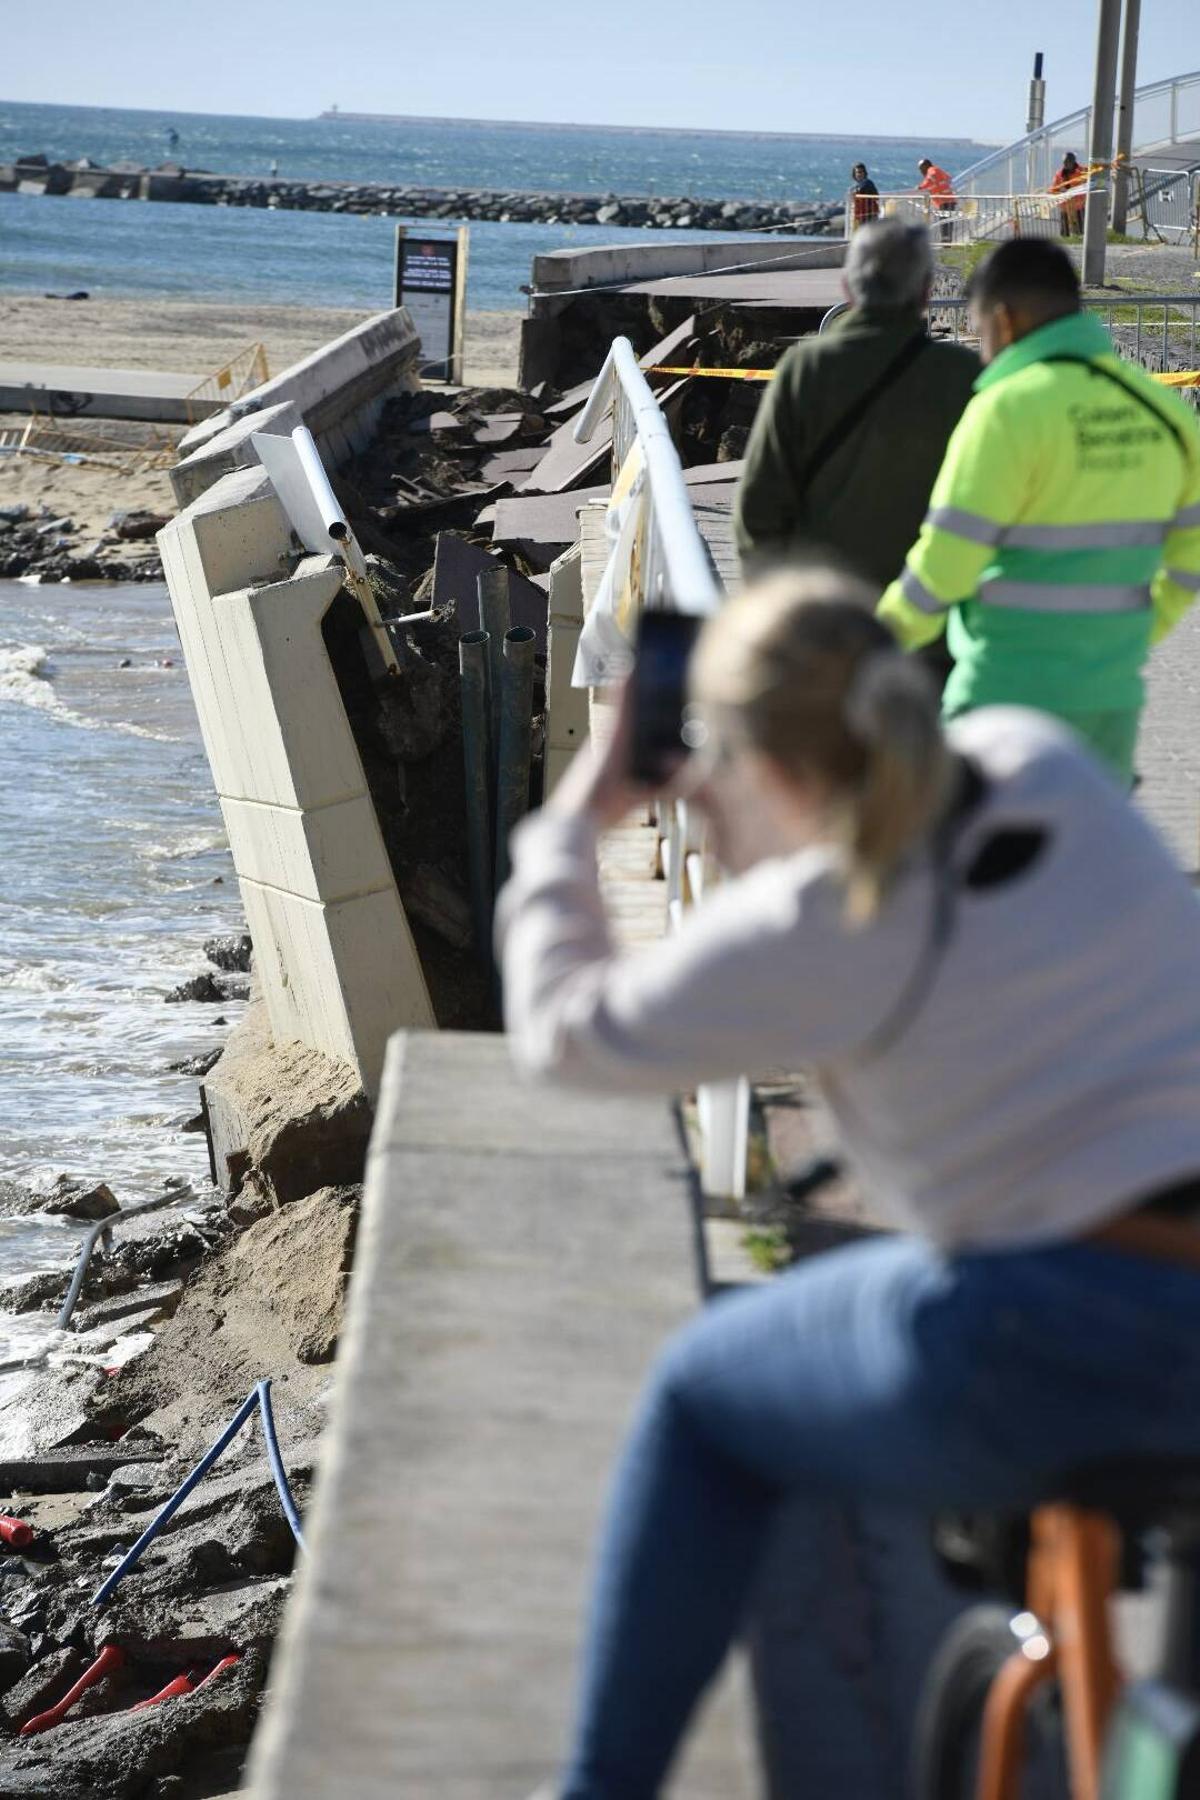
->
xmin=0 ymin=642 xmax=176 ymax=742
xmin=0 ymin=644 xmax=58 ymax=713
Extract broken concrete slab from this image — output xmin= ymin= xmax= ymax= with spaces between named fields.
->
xmin=0 ymin=1450 xmax=165 ymax=1495
xmin=431 ymin=532 xmax=548 ymax=650
xmin=684 ymin=459 xmax=745 ymax=485
xmin=490 ymin=486 xmax=610 ymax=568
xmin=478 ymin=446 xmax=546 ymax=484
xmin=103 ymin=1577 xmax=290 ymax=1663
xmin=72 ymin=1282 xmax=185 ymax=1335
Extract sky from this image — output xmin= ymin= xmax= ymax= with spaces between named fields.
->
xmin=4 ymin=0 xmax=1196 ymax=142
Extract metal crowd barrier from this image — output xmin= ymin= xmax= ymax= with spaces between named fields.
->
xmin=573 ymin=338 xmax=750 ymax=1200
xmin=1132 ymin=167 xmax=1199 ymax=248
xmin=847 ymin=190 xmax=1091 ymax=245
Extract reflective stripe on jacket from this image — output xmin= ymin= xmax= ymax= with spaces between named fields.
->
xmin=877 ymin=311 xmax=1200 ymax=716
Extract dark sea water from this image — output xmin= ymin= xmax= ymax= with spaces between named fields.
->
xmin=0 ymin=98 xmax=991 ymax=312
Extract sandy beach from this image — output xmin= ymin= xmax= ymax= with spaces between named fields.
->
xmin=0 ymin=296 xmax=524 ymax=545
xmin=0 ymin=294 xmax=522 ymax=386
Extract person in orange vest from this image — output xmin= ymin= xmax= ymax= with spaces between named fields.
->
xmin=1050 ymin=151 xmax=1087 ymax=237
xmin=917 ymin=156 xmax=957 ymax=242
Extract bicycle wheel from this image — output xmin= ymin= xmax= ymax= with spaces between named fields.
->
xmin=912 ymin=1604 xmax=1068 ymax=1800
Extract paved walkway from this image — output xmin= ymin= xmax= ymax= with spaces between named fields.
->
xmin=249 ymin=1033 xmax=756 ymax=1800
xmin=0 ymin=361 xmax=213 ymax=423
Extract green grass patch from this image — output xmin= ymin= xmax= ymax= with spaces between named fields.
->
xmin=743 ymin=1227 xmax=792 ymax=1274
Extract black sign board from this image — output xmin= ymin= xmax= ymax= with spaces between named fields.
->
xmin=393 ymin=226 xmax=468 ymax=384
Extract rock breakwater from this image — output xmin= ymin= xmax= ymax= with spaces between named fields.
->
xmin=2 ymin=153 xmax=847 ymax=235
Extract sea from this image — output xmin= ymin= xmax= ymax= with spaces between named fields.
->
xmin=0 ymin=98 xmax=993 ymax=312
xmin=0 ymin=99 xmax=992 ymax=1358
xmin=0 ymin=581 xmax=244 ymax=1363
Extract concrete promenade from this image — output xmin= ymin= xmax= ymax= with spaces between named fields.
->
xmin=0 ymin=360 xmax=214 ymax=423
xmin=249 ymin=1033 xmax=757 ymax=1800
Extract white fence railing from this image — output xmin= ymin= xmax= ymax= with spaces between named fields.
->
xmin=954 ymin=69 xmax=1200 ymax=200
xmin=848 ymin=189 xmax=1104 ymax=245
xmin=573 ymin=338 xmax=750 ymax=1201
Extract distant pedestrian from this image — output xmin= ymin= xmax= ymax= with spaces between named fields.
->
xmin=877 ymin=238 xmax=1200 ymax=783
xmin=1049 ymin=151 xmax=1086 ymax=237
xmin=735 ymin=218 xmax=980 ymax=593
xmin=917 ymin=156 xmax=957 ymax=242
xmin=270 ymin=158 xmax=279 ymax=179
xmin=850 ymin=162 xmax=880 ymax=229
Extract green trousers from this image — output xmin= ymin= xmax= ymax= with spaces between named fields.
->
xmin=945 ymin=705 xmax=1139 ymax=787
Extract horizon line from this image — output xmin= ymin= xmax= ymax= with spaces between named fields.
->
xmin=0 ymin=95 xmax=999 ymax=149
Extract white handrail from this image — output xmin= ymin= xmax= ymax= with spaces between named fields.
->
xmin=574 ymin=337 xmax=722 ymax=618
xmin=955 ymin=69 xmax=1200 ymax=199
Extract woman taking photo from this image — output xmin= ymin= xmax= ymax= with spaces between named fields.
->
xmin=497 ymin=567 xmax=1200 ymax=1800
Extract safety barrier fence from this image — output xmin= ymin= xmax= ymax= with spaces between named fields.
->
xmin=847 ymin=189 xmax=1104 ymax=245
xmin=183 ymin=341 xmax=270 ymax=424
xmin=573 ymin=337 xmax=750 ymax=1199
xmin=0 ymin=412 xmax=176 ymax=471
xmin=1131 ymin=167 xmax=1199 ymax=248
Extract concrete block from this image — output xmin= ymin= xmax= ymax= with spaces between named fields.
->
xmin=178 ymin=307 xmax=421 ymax=466
xmin=162 ymin=467 xmax=435 ymax=1097
xmin=170 ymin=400 xmax=301 ymax=509
xmin=544 ymin=545 xmax=588 ymax=798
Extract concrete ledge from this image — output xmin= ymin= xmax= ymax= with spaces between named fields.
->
xmin=170 ymin=400 xmax=301 ymax=510
xmin=177 ymin=308 xmax=422 ymax=469
xmin=531 ymin=236 xmax=846 ymax=296
xmin=249 ymin=1031 xmax=756 ymax=1799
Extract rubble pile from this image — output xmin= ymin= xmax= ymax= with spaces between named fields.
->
xmin=0 ymin=505 xmax=172 ymax=586
xmin=0 ymin=1176 xmax=357 ymax=1796
xmin=1 ymin=154 xmax=848 ymax=236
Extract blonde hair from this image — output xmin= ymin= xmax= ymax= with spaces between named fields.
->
xmin=689 ymin=568 xmax=953 ymax=921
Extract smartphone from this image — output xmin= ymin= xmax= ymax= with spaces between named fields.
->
xmin=629 ymin=610 xmax=701 ymax=787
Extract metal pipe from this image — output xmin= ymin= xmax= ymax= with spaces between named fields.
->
xmin=255 ymin=1379 xmax=306 ymax=1550
xmin=92 ymin=1387 xmax=261 ymax=1607
xmin=1112 ymin=0 xmax=1142 ymax=234
xmin=493 ymin=627 xmax=536 ymax=895
xmin=1082 ymin=0 xmax=1123 ymax=286
xmin=459 ymin=630 xmax=494 ymax=965
xmin=476 ymin=568 xmax=510 ymax=759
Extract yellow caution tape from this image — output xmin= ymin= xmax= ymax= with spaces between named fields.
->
xmin=649 ymin=364 xmax=1200 ymax=390
xmin=646 ymin=365 xmax=776 ymax=381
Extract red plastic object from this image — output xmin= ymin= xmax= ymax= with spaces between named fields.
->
xmin=19 ymin=1643 xmax=124 ymax=1736
xmin=129 ymin=1672 xmax=194 ymax=1712
xmin=191 ymin=1653 xmax=240 ymax=1692
xmin=0 ymin=1515 xmax=34 ymax=1550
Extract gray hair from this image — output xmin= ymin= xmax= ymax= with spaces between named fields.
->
xmin=845 ymin=218 xmax=933 ymax=311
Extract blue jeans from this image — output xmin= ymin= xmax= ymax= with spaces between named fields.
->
xmin=561 ymin=1234 xmax=1200 ymax=1798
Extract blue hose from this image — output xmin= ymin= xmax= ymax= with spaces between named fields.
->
xmin=92 ymin=1386 xmax=261 ymax=1607
xmin=90 ymin=1379 xmax=308 ymax=1606
xmin=255 ymin=1379 xmax=307 ymax=1552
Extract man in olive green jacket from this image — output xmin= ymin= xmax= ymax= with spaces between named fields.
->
xmin=734 ymin=218 xmax=980 ymax=588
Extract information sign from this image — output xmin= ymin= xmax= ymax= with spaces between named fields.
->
xmin=393 ymin=226 xmax=468 ymax=384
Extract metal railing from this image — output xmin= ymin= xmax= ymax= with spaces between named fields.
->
xmin=847 ymin=189 xmax=1102 ymax=245
xmin=573 ymin=338 xmax=749 ymax=1200
xmin=955 ymin=69 xmax=1200 ymax=200
xmin=184 ymin=342 xmax=270 ymax=424
xmin=919 ymin=294 xmax=1200 ymax=401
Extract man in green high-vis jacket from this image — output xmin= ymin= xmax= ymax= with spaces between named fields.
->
xmin=878 ymin=239 xmax=1200 ymax=782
